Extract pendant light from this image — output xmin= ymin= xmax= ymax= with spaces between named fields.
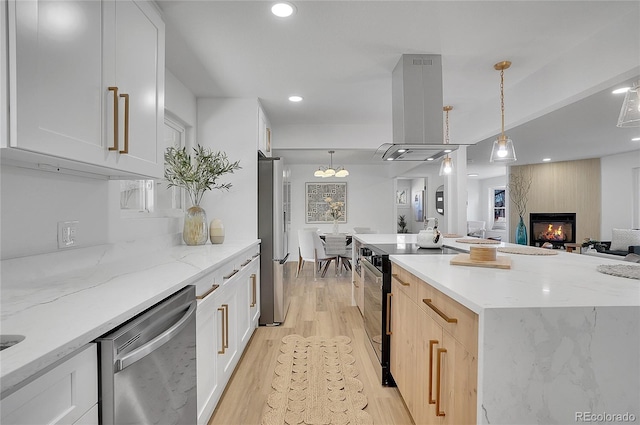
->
xmin=439 ymin=106 xmax=454 ymax=176
xmin=617 ymin=81 xmax=640 ymax=127
xmin=490 ymin=60 xmax=517 ymax=163
xmin=313 ymin=150 xmax=349 ymax=178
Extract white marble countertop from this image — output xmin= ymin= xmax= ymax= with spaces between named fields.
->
xmin=353 ymin=233 xmax=639 ymax=312
xmin=0 ymin=239 xmax=260 ymax=395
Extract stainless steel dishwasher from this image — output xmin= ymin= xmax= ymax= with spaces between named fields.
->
xmin=96 ymin=285 xmax=197 ymax=425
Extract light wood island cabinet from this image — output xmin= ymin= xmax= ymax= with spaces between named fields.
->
xmin=390 ymin=263 xmax=478 ymax=425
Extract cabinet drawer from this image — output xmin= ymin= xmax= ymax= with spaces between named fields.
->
xmin=391 ymin=264 xmax=418 ymax=302
xmin=1 ymin=344 xmax=98 ymax=425
xmin=417 ymin=280 xmax=478 ymax=354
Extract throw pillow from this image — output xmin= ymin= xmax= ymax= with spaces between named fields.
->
xmin=610 ymin=228 xmax=640 ymax=252
xmin=623 ymin=253 xmax=640 ymax=263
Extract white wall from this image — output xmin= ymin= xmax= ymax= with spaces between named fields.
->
xmin=395 ymin=179 xmax=412 ymax=233
xmin=600 ymin=149 xmax=640 ymax=239
xmin=287 ymin=163 xmax=394 ymax=260
xmin=466 ymin=175 xmax=508 ymax=240
xmin=0 ymin=70 xmax=197 ymax=260
xmin=197 ymin=98 xmax=259 ymax=242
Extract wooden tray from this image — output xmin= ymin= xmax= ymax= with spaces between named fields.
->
xmin=450 ymin=253 xmax=511 ymax=269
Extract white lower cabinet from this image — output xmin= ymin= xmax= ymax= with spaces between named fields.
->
xmin=196 ymin=246 xmax=261 ymax=425
xmin=0 ymin=344 xmax=98 ymax=425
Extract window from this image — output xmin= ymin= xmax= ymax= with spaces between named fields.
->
xmin=119 ymin=116 xmax=186 ymax=216
xmin=492 ymin=188 xmax=506 ymax=230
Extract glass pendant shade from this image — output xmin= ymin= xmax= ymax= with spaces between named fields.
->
xmin=335 ymin=168 xmax=349 ymax=177
xmin=617 ymin=82 xmax=640 ymax=127
xmin=314 ymin=169 xmax=325 ymax=177
xmin=439 ymin=156 xmax=454 ymax=176
xmin=490 ymin=135 xmax=517 ymax=162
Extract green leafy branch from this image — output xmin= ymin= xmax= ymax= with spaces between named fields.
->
xmin=164 ymin=145 xmax=241 ymax=206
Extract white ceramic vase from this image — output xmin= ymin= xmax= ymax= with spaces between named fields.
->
xmin=209 ymin=218 xmax=225 ymax=244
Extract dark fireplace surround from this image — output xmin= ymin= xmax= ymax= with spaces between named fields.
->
xmin=529 ymin=213 xmax=576 ymax=248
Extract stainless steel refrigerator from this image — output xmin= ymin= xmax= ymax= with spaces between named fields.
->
xmin=258 ymin=152 xmax=290 ymax=325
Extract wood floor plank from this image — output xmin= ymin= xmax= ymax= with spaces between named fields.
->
xmin=208 ymin=263 xmax=413 ymax=425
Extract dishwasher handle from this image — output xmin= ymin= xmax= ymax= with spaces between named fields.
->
xmin=115 ymin=300 xmax=197 ymax=372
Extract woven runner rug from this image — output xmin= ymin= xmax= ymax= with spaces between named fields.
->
xmin=261 ymin=335 xmax=372 ymax=425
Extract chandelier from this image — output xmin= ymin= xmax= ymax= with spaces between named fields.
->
xmin=439 ymin=106 xmax=454 ymax=176
xmin=489 ymin=60 xmax=517 ymax=163
xmin=617 ymin=80 xmax=640 ymax=127
xmin=313 ymin=150 xmax=349 ymax=178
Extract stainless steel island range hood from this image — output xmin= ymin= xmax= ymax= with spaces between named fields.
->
xmin=376 ymin=54 xmax=466 ymax=161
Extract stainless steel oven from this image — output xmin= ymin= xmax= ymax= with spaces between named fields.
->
xmin=359 ymin=243 xmax=461 ymax=386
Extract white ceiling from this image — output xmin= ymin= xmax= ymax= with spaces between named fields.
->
xmin=158 ymin=0 xmax=640 ymax=179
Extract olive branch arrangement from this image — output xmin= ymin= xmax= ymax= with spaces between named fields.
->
xmin=507 ymin=170 xmax=532 ymax=218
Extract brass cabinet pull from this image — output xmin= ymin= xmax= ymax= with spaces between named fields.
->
xmin=217 ymin=306 xmax=225 ymax=354
xmin=118 ymin=93 xmax=129 ymax=154
xmin=224 ymin=269 xmax=239 ymax=280
xmin=252 ymin=253 xmax=260 ymax=259
xmin=108 ymin=87 xmax=119 ymax=151
xmin=196 ymin=284 xmax=219 ymax=300
xmin=353 ymin=279 xmax=359 ymax=288
xmin=223 ymin=304 xmax=229 ymax=349
xmin=250 ymin=274 xmax=257 ymax=307
xmin=386 ymin=293 xmax=393 ymax=335
xmin=423 ymin=299 xmax=457 ymax=323
xmin=429 ymin=340 xmax=438 ymax=404
xmin=392 ymin=274 xmax=410 ymax=286
xmin=241 ymin=259 xmax=252 ymax=267
xmin=436 ymin=348 xmax=447 ymax=416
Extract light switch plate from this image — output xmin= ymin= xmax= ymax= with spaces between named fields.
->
xmin=57 ymin=221 xmax=79 ymax=249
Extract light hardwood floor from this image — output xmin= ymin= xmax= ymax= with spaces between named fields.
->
xmin=208 ymin=263 xmax=414 ymax=425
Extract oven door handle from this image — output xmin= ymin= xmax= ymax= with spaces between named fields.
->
xmin=361 ymin=258 xmax=382 ymax=283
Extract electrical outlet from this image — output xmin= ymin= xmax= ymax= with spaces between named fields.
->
xmin=57 ymin=221 xmax=79 ymax=249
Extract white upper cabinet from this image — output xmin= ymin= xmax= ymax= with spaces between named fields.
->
xmin=5 ymin=0 xmax=164 ymax=178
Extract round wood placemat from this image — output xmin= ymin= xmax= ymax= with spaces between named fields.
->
xmin=596 ymin=264 xmax=640 ymax=280
xmin=497 ymin=246 xmax=559 ymax=255
xmin=443 ymin=233 xmax=463 ymax=238
xmin=455 ymin=238 xmax=501 ymax=244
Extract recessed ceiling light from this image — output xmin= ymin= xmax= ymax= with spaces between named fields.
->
xmin=427 ymin=158 xmax=434 ymax=161
xmin=288 ymin=95 xmax=303 ymax=102
xmin=271 ymin=2 xmax=296 ymax=17
xmin=612 ymin=87 xmax=630 ymax=94
xmin=386 ymin=158 xmax=394 ymax=161
xmin=632 ymin=137 xmax=640 ymax=141
xmin=542 ymin=158 xmax=551 ymax=162
xmin=444 ymin=149 xmax=452 ymax=153
xmin=467 ymin=173 xmax=479 ymax=177
xmin=397 ymin=149 xmax=406 ymax=153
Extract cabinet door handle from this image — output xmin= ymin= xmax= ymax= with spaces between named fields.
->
xmin=386 ymin=293 xmax=393 ymax=335
xmin=423 ymin=299 xmax=458 ymax=323
xmin=118 ymin=93 xmax=129 ymax=154
xmin=224 ymin=270 xmax=239 ymax=280
xmin=436 ymin=348 xmax=447 ymax=417
xmin=223 ymin=304 xmax=229 ymax=349
xmin=353 ymin=279 xmax=359 ymax=288
xmin=241 ymin=259 xmax=252 ymax=267
xmin=217 ymin=306 xmax=226 ymax=354
xmin=108 ymin=87 xmax=119 ymax=151
xmin=196 ymin=284 xmax=219 ymax=300
xmin=392 ymin=274 xmax=410 ymax=286
xmin=429 ymin=340 xmax=438 ymax=404
xmin=250 ymin=274 xmax=257 ymax=307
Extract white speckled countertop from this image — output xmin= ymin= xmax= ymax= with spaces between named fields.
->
xmin=353 ymin=234 xmax=640 ymax=312
xmin=0 ymin=238 xmax=260 ymax=396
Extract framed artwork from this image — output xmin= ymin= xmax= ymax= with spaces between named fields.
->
xmin=414 ymin=190 xmax=424 ymax=222
xmin=396 ymin=189 xmax=408 ymax=205
xmin=305 ymin=182 xmax=347 ymax=223
xmin=266 ymin=128 xmax=271 ymax=152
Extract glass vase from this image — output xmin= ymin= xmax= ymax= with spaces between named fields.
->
xmin=183 ymin=205 xmax=208 ymax=245
xmin=332 ymin=219 xmax=339 ymax=235
xmin=516 ymin=215 xmax=528 ymax=245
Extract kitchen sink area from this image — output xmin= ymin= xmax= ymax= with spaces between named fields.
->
xmin=0 ymin=335 xmax=25 ymax=351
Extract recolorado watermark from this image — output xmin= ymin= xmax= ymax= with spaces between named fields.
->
xmin=576 ymin=412 xmax=637 ymax=422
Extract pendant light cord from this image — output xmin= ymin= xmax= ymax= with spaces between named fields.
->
xmin=445 ymin=109 xmax=450 ymax=144
xmin=500 ymin=68 xmax=506 ymax=137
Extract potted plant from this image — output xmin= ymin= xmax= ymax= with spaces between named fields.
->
xmin=164 ymin=145 xmax=241 ymax=245
xmin=398 ymin=215 xmax=408 ymax=233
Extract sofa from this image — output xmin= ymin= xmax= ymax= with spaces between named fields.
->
xmin=589 ymin=229 xmax=640 ymax=261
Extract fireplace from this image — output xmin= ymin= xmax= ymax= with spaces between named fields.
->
xmin=529 ymin=213 xmax=576 ymax=248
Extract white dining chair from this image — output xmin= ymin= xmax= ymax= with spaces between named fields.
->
xmin=323 ymin=234 xmax=352 ymax=275
xmin=297 ymin=229 xmax=337 ymax=280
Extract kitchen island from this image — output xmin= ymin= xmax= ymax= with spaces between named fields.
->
xmin=383 ymin=237 xmax=639 ymax=424
xmin=0 ymin=238 xmax=260 ymax=397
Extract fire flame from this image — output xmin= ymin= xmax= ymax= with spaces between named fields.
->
xmin=539 ymin=224 xmax=566 ymax=241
